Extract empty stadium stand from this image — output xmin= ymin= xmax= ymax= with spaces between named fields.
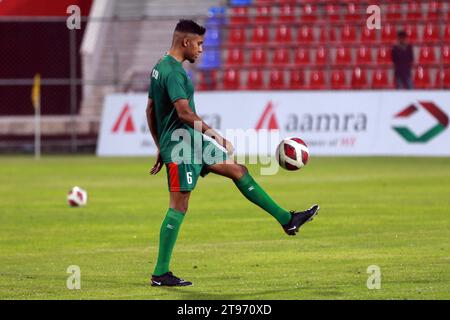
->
xmin=196 ymin=0 xmax=450 ymax=91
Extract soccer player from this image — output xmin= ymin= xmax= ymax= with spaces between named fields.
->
xmin=146 ymin=20 xmax=319 ymax=287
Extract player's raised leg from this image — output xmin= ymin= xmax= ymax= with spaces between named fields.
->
xmin=151 ymin=191 xmax=192 ymax=286
xmin=206 ymin=159 xmax=319 ymax=235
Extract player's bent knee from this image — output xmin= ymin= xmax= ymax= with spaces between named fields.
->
xmin=236 ymin=164 xmax=248 ymax=178
xmin=239 ymin=164 xmax=248 ymax=174
xmin=230 ymin=164 xmax=247 ymax=180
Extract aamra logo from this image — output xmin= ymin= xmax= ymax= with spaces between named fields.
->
xmin=393 ymin=101 xmax=448 ymax=143
xmin=255 ymin=101 xmax=279 ymax=130
xmin=112 ymin=104 xmax=135 ymax=133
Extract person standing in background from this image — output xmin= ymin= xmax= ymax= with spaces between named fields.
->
xmin=392 ymin=30 xmax=414 ymax=89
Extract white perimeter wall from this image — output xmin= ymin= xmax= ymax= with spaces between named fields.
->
xmin=97 ymin=91 xmax=450 ymax=157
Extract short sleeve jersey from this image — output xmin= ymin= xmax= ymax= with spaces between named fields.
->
xmin=148 ymin=54 xmax=198 ymax=163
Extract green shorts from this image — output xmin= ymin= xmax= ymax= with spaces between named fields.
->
xmin=165 ymin=140 xmax=228 ymax=192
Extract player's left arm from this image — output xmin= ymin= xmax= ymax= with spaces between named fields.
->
xmin=146 ymin=98 xmax=163 ymax=175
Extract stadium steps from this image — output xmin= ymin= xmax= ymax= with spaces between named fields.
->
xmin=0 ymin=116 xmax=99 ymax=136
xmin=80 ymin=0 xmax=222 ymax=118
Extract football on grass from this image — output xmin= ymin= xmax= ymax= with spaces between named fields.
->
xmin=67 ymin=186 xmax=88 ymax=207
xmin=275 ymin=137 xmax=310 ymax=171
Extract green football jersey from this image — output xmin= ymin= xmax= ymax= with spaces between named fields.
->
xmin=148 ymin=54 xmax=200 ymax=164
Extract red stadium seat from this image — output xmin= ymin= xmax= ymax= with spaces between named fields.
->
xmin=351 ymin=68 xmax=368 ymax=89
xmin=344 ymin=3 xmax=361 ymax=22
xmin=445 ymin=24 xmax=450 ymax=41
xmin=422 ymin=24 xmax=440 ymax=43
xmin=250 ymin=48 xmax=268 ymax=66
xmin=269 ymin=70 xmax=286 ymax=90
xmin=278 ymin=4 xmax=296 ymax=23
xmin=320 ymin=28 xmax=337 ymax=43
xmin=405 ymin=25 xmax=419 ymax=43
xmin=418 ymin=46 xmax=437 ymax=65
xmin=330 ymin=70 xmax=348 ymax=89
xmin=294 ymin=48 xmax=311 ymax=66
xmin=251 ymin=26 xmax=269 ymax=44
xmin=442 ymin=46 xmax=450 ymax=64
xmin=297 ymin=25 xmax=314 ymax=44
xmin=246 ymin=69 xmax=264 ymax=90
xmin=227 ymin=28 xmax=246 ymax=44
xmin=335 ymin=47 xmax=352 ymax=66
xmin=309 ymin=70 xmax=326 ymax=90
xmin=439 ymin=69 xmax=450 ymax=88
xmin=435 ymin=69 xmax=445 ymax=88
xmin=341 ymin=25 xmax=357 ymax=43
xmin=272 ymin=48 xmax=290 ymax=66
xmin=356 ymin=46 xmax=373 ymax=65
xmin=289 ymin=70 xmax=306 ymax=89
xmin=255 ymin=6 xmax=272 ymax=24
xmin=229 ymin=7 xmax=250 ymax=25
xmin=223 ymin=69 xmax=241 ymax=90
xmin=386 ymin=3 xmax=402 ymax=21
xmin=197 ymin=70 xmax=217 ymax=91
xmin=414 ymin=67 xmax=432 ymax=89
xmin=225 ymin=48 xmax=245 ymax=66
xmin=382 ymin=24 xmax=397 ymax=44
xmin=377 ymin=46 xmax=391 ymax=65
xmin=427 ymin=1 xmax=442 ymax=21
xmin=407 ymin=2 xmax=423 ymax=21
xmin=301 ymin=4 xmax=318 ymax=22
xmin=275 ymin=25 xmax=293 ymax=44
xmin=372 ymin=70 xmax=391 ymax=89
xmin=361 ymin=27 xmax=377 ymax=43
xmin=435 ymin=69 xmax=450 ymax=89
xmin=325 ymin=4 xmax=340 ymax=21
xmin=315 ymin=46 xmax=328 ymax=65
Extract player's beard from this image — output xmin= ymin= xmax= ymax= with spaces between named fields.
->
xmin=186 ymin=52 xmax=198 ymax=63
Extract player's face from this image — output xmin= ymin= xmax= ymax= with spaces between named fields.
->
xmin=185 ymin=35 xmax=204 ymax=63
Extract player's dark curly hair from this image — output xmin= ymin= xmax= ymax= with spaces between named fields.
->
xmin=175 ymin=19 xmax=206 ymax=35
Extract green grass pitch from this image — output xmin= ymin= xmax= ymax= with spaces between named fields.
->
xmin=0 ymin=156 xmax=449 ymax=300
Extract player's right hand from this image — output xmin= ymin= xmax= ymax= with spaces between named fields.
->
xmin=150 ymin=151 xmax=163 ymax=175
xmin=223 ymin=139 xmax=235 ymax=156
